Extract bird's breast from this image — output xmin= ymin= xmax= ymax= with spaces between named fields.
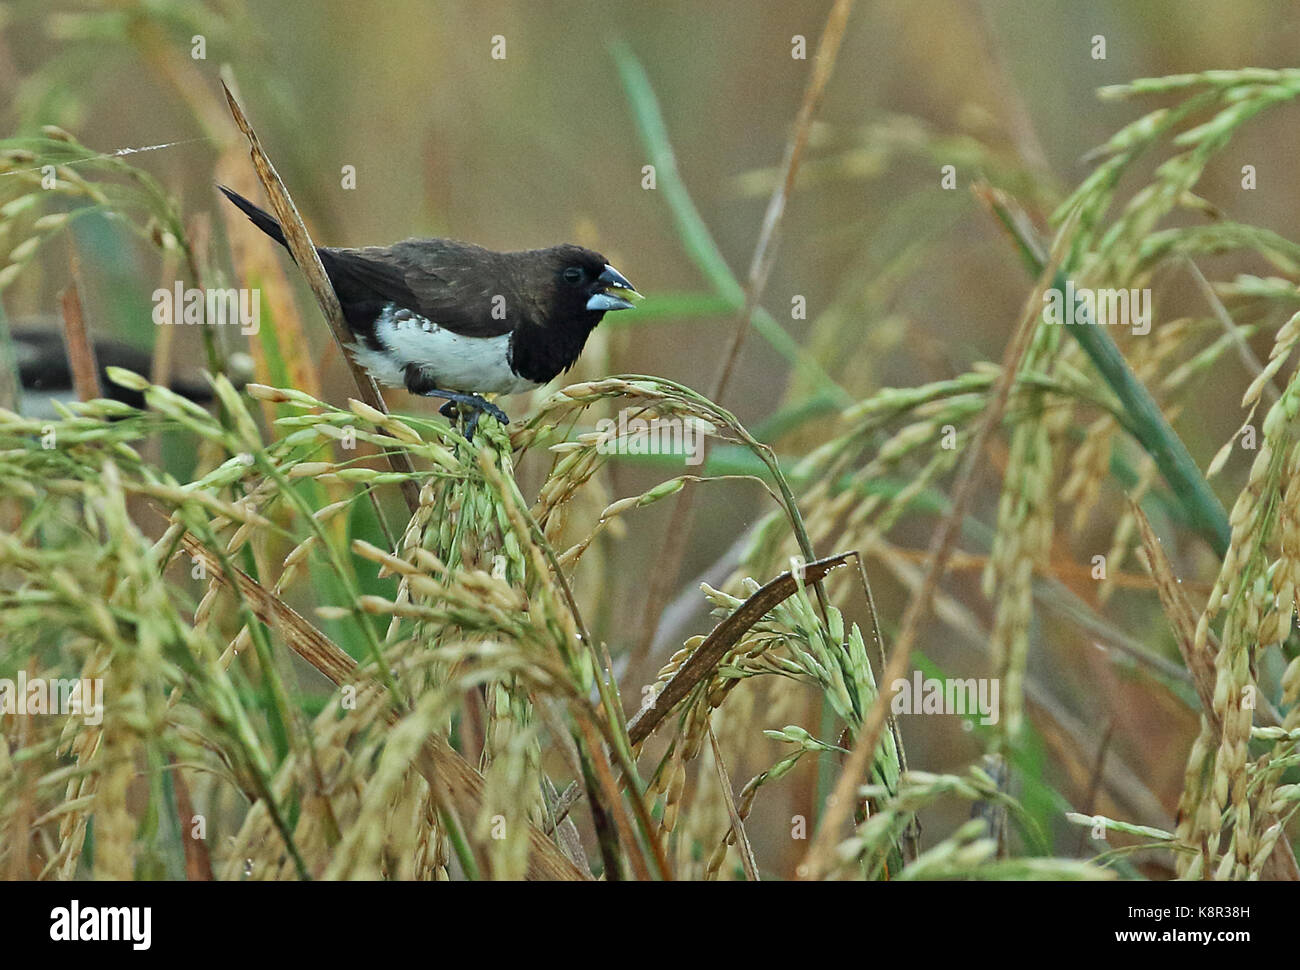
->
xmin=348 ymin=303 xmax=539 ymax=395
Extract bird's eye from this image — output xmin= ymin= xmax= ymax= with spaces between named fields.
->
xmin=563 ymin=266 xmax=584 ymax=284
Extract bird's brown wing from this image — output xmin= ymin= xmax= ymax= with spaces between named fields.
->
xmin=321 ymin=241 xmax=515 ymax=340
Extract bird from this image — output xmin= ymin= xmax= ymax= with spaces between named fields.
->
xmin=218 ymin=186 xmax=640 ymax=439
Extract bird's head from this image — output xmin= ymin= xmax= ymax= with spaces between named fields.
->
xmin=532 ymin=244 xmax=641 ymax=329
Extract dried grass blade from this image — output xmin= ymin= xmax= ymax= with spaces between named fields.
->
xmin=59 ymin=275 xmax=101 ymax=402
xmin=708 ymin=722 xmax=759 ymax=881
xmin=628 ymin=552 xmax=852 ymax=745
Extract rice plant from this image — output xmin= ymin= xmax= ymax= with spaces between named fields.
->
xmin=1 ymin=1 xmax=1298 ymax=885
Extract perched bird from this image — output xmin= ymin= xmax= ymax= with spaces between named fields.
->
xmin=219 ymin=186 xmax=640 ymax=438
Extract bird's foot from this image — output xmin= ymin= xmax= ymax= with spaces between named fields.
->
xmin=423 ymin=389 xmax=509 ymax=443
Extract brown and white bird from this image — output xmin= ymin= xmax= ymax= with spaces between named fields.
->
xmin=219 ymin=186 xmax=639 ymax=437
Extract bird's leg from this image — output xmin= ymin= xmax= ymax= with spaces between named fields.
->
xmin=425 ymin=389 xmax=509 ymax=442
xmin=425 ymin=390 xmax=508 ymax=426
xmin=436 ymin=397 xmax=479 ymax=442
xmin=461 ymin=405 xmax=483 ymax=443
xmin=403 ymin=365 xmax=509 ymax=442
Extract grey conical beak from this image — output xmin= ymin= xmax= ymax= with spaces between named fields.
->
xmin=587 ymin=264 xmax=642 ymax=312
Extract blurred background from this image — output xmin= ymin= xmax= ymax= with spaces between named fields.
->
xmin=4 ymin=0 xmax=1300 ymax=877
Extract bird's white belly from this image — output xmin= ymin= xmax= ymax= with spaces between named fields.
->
xmin=347 ymin=305 xmax=539 ymax=395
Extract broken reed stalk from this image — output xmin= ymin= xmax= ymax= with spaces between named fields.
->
xmin=219 ymin=76 xmax=421 ymax=516
xmin=627 ymin=552 xmax=852 ymax=744
xmin=549 ymin=552 xmax=855 ymax=831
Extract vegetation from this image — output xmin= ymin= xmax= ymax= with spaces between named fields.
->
xmin=1 ymin=1 xmax=1297 ymax=881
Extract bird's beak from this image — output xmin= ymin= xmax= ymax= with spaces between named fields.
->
xmin=587 ymin=264 xmax=642 ymax=312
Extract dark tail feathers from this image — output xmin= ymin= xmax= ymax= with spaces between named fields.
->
xmin=218 ymin=185 xmax=287 ymax=249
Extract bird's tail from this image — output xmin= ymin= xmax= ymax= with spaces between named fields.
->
xmin=218 ymin=185 xmax=288 ymax=249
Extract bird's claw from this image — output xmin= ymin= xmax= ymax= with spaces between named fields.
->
xmin=477 ymin=400 xmax=509 ymax=426
xmin=434 ymin=394 xmax=509 ymax=443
